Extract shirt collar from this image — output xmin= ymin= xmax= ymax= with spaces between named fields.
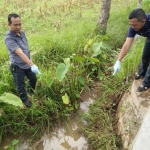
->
xmin=9 ymin=30 xmax=22 ymax=37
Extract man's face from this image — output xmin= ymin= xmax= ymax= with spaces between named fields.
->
xmin=8 ymin=17 xmax=22 ymax=34
xmin=129 ymin=18 xmax=146 ymax=31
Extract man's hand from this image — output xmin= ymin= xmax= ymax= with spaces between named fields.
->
xmin=31 ymin=65 xmax=41 ymax=74
xmin=113 ymin=60 xmax=121 ymax=75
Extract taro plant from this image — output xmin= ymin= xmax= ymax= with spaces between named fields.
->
xmin=56 ymin=52 xmax=101 ymax=111
xmin=84 ymin=37 xmax=112 ymax=78
xmin=0 ymin=93 xmax=23 ymax=108
xmin=56 ymin=55 xmax=85 ymax=111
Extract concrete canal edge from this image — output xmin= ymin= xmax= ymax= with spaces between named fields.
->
xmin=117 ymin=79 xmax=150 ymax=150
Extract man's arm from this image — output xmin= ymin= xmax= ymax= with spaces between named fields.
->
xmin=14 ymin=48 xmax=34 ymax=66
xmin=113 ymin=37 xmax=134 ymax=75
xmin=118 ymin=37 xmax=134 ymax=61
xmin=15 ymin=48 xmax=41 ymax=74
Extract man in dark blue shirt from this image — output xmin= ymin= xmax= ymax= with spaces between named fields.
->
xmin=5 ymin=13 xmax=41 ymax=107
xmin=113 ymin=8 xmax=150 ymax=92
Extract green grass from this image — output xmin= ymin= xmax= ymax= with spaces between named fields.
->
xmin=82 ymin=1 xmax=150 ymax=149
xmin=0 ymin=0 xmax=102 ymax=144
xmin=0 ymin=0 xmax=100 ymax=60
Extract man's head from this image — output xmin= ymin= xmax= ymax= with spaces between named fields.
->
xmin=128 ymin=8 xmax=146 ymax=31
xmin=8 ymin=13 xmax=21 ymax=34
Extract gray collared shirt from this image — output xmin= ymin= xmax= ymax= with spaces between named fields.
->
xmin=4 ymin=30 xmax=31 ymax=69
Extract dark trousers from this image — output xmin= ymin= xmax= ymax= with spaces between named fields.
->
xmin=138 ymin=38 xmax=150 ymax=87
xmin=10 ymin=64 xmax=37 ymax=102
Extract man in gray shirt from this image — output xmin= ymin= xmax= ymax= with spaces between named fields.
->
xmin=4 ymin=13 xmax=41 ymax=107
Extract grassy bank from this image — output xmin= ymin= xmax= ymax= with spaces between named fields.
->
xmin=82 ymin=0 xmax=150 ymax=149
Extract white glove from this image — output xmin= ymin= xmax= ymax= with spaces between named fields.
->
xmin=113 ymin=60 xmax=121 ymax=75
xmin=31 ymin=65 xmax=41 ymax=74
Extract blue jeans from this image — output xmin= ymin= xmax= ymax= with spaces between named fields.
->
xmin=10 ymin=64 xmax=37 ymax=102
xmin=138 ymin=38 xmax=150 ymax=87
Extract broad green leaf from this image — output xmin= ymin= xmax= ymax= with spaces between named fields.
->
xmin=91 ymin=42 xmax=102 ymax=54
xmin=11 ymin=139 xmax=19 ymax=146
xmin=75 ymin=103 xmax=79 ymax=109
xmin=89 ymin=57 xmax=100 ymax=63
xmin=84 ymin=39 xmax=93 ymax=52
xmin=9 ymin=146 xmax=14 ymax=150
xmin=102 ymin=53 xmax=107 ymax=60
xmin=73 ymin=56 xmax=85 ymax=62
xmin=77 ymin=76 xmax=85 ymax=85
xmin=4 ymin=145 xmax=9 ymax=149
xmin=56 ymin=63 xmax=69 ymax=82
xmin=75 ymin=93 xmax=80 ymax=98
xmin=62 ymin=93 xmax=70 ymax=105
xmin=60 ymin=88 xmax=65 ymax=93
xmin=65 ymin=107 xmax=70 ymax=111
xmin=92 ymin=66 xmax=97 ymax=71
xmin=88 ymin=39 xmax=93 ymax=45
xmin=91 ymin=42 xmax=111 ymax=57
xmin=84 ymin=44 xmax=88 ymax=52
xmin=92 ymin=42 xmax=110 ymax=51
xmin=101 ymin=43 xmax=111 ymax=51
xmin=99 ymin=76 xmax=104 ymax=80
xmin=69 ymin=107 xmax=74 ymax=110
xmin=0 ymin=93 xmax=23 ymax=107
xmin=102 ymin=35 xmax=109 ymax=40
xmin=63 ymin=58 xmax=70 ymax=64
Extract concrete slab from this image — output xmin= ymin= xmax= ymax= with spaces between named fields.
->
xmin=131 ymin=107 xmax=150 ymax=150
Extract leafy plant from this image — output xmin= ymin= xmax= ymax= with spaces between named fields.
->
xmin=4 ymin=139 xmax=19 ymax=150
xmin=0 ymin=93 xmax=23 ymax=108
xmin=55 ymin=52 xmax=102 ymax=110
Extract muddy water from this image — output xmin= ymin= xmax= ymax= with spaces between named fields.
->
xmin=34 ymin=98 xmax=94 ymax=150
xmin=0 ymin=85 xmax=100 ymax=150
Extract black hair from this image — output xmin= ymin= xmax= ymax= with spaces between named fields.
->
xmin=128 ymin=8 xmax=146 ymax=21
xmin=8 ymin=13 xmax=20 ymax=24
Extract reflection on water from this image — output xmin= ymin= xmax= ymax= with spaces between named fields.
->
xmin=37 ymin=126 xmax=87 ymax=150
xmin=0 ymin=97 xmax=95 ymax=150
xmin=36 ymin=98 xmax=94 ymax=150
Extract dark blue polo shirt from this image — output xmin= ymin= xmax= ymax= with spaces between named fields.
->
xmin=127 ymin=14 xmax=150 ymax=40
xmin=4 ymin=30 xmax=31 ymax=69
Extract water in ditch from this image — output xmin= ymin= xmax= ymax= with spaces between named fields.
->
xmin=0 ymin=85 xmax=100 ymax=150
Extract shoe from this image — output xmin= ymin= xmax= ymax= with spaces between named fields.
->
xmin=137 ymin=85 xmax=148 ymax=92
xmin=134 ymin=75 xmax=143 ymax=80
xmin=23 ymin=100 xmax=32 ymax=108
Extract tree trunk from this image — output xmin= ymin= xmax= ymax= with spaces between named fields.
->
xmin=137 ymin=0 xmax=142 ymax=8
xmin=96 ymin=0 xmax=111 ymax=35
